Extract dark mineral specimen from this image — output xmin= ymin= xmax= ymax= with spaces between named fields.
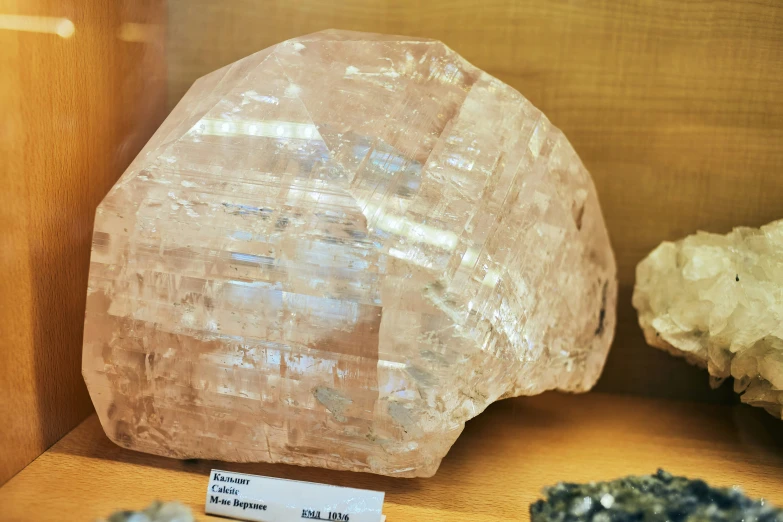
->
xmin=530 ymin=469 xmax=783 ymax=522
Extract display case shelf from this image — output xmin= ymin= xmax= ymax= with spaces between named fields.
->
xmin=2 ymin=391 xmax=782 ymax=521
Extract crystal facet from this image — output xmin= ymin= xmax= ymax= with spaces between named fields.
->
xmin=83 ymin=29 xmax=617 ymax=477
xmin=633 ymin=220 xmax=783 ymax=419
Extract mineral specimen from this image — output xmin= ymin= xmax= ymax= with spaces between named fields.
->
xmin=633 ymin=220 xmax=783 ymax=418
xmin=530 ymin=469 xmax=783 ymax=522
xmin=83 ymin=29 xmax=617 ymax=477
xmin=99 ymin=501 xmax=194 ymax=522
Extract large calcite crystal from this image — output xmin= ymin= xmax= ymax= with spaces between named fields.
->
xmin=83 ymin=29 xmax=617 ymax=477
xmin=633 ymin=220 xmax=783 ymax=418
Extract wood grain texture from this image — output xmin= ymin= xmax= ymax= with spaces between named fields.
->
xmin=167 ymin=0 xmax=783 ymax=401
xmin=0 ymin=0 xmax=166 ymax=484
xmin=2 ymin=392 xmax=783 ymax=521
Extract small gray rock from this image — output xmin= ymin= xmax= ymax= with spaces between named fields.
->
xmin=99 ymin=501 xmax=194 ymax=522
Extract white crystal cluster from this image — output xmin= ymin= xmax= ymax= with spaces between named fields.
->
xmin=633 ymin=220 xmax=783 ymax=418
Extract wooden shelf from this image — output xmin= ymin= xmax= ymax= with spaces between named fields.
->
xmin=3 ymin=392 xmax=783 ymax=521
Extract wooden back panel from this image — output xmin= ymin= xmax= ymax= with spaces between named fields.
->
xmin=0 ymin=0 xmax=166 ymax=484
xmin=166 ymin=0 xmax=783 ymax=402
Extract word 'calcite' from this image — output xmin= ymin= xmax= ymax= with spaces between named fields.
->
xmin=83 ymin=30 xmax=617 ymax=477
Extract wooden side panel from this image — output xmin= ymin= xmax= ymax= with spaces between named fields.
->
xmin=166 ymin=0 xmax=783 ymax=401
xmin=0 ymin=0 xmax=166 ymax=484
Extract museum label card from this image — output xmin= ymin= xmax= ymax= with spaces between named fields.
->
xmin=205 ymin=469 xmax=385 ymax=522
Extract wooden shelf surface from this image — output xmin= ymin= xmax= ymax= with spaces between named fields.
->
xmin=3 ymin=392 xmax=783 ymax=521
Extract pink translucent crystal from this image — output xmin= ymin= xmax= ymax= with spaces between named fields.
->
xmin=83 ymin=29 xmax=617 ymax=477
